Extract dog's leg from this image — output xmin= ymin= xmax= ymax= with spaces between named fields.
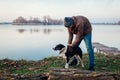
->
xmin=65 ymin=57 xmax=69 ymax=68
xmin=76 ymin=55 xmax=84 ymax=67
xmin=64 ymin=58 xmax=69 ymax=68
xmin=81 ymin=59 xmax=84 ymax=67
xmin=65 ymin=63 xmax=69 ymax=68
xmin=61 ymin=53 xmax=69 ymax=68
xmin=80 ymin=58 xmax=84 ymax=67
xmin=75 ymin=55 xmax=79 ymax=65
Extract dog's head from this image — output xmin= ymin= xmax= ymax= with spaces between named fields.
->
xmin=53 ymin=44 xmax=65 ymax=51
xmin=53 ymin=44 xmax=67 ymax=59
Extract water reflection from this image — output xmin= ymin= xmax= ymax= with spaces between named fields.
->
xmin=17 ymin=29 xmax=26 ymax=33
xmin=17 ymin=28 xmax=63 ymax=34
xmin=0 ymin=25 xmax=120 ymax=60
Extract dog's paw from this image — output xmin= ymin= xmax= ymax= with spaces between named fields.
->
xmin=82 ymin=64 xmax=84 ymax=67
xmin=77 ymin=61 xmax=80 ymax=65
xmin=65 ymin=63 xmax=69 ymax=68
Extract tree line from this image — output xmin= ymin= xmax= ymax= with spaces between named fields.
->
xmin=13 ymin=16 xmax=63 ymax=25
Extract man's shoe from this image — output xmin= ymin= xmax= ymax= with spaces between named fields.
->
xmin=88 ymin=66 xmax=95 ymax=71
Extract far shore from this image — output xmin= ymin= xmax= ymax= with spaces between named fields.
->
xmin=0 ymin=22 xmax=120 ymax=25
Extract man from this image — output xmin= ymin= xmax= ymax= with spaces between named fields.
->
xmin=64 ymin=16 xmax=95 ymax=71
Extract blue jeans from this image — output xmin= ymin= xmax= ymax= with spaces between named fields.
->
xmin=72 ymin=33 xmax=94 ymax=67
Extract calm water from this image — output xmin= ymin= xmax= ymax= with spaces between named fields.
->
xmin=0 ymin=24 xmax=120 ymax=60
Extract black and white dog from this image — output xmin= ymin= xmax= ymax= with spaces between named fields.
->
xmin=53 ymin=44 xmax=84 ymax=68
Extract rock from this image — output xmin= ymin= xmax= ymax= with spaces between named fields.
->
xmin=48 ymin=68 xmax=120 ymax=80
xmin=0 ymin=74 xmax=48 ymax=80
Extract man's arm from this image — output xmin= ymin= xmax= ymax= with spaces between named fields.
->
xmin=67 ymin=28 xmax=73 ymax=45
xmin=72 ymin=25 xmax=84 ymax=47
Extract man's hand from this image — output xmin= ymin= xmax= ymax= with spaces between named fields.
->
xmin=67 ymin=44 xmax=72 ymax=46
xmin=67 ymin=45 xmax=74 ymax=52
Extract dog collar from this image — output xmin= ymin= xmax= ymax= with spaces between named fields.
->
xmin=59 ymin=48 xmax=66 ymax=54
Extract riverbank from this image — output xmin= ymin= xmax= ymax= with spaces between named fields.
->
xmin=0 ymin=53 xmax=120 ymax=79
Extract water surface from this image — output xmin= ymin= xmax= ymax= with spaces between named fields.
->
xmin=0 ymin=25 xmax=120 ymax=60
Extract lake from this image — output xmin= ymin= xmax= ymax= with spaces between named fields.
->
xmin=0 ymin=24 xmax=120 ymax=60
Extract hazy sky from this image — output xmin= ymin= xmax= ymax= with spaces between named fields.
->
xmin=0 ymin=0 xmax=120 ymax=22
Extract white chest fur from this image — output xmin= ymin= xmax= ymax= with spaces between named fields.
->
xmin=60 ymin=48 xmax=67 ymax=59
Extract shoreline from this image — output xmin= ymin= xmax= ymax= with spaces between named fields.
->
xmin=0 ymin=53 xmax=120 ymax=79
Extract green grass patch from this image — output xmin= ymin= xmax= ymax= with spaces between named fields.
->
xmin=0 ymin=53 xmax=120 ymax=75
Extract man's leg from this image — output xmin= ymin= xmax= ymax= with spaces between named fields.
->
xmin=83 ymin=33 xmax=95 ymax=70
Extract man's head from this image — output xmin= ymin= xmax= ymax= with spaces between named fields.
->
xmin=64 ymin=17 xmax=74 ymax=28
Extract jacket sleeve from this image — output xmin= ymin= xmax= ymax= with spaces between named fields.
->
xmin=72 ymin=25 xmax=84 ymax=47
xmin=68 ymin=28 xmax=73 ymax=45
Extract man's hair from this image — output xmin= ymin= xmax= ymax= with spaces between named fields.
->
xmin=64 ymin=17 xmax=74 ymax=27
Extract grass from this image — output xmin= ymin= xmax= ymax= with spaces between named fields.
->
xmin=0 ymin=53 xmax=120 ymax=76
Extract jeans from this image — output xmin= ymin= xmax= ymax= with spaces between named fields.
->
xmin=72 ymin=32 xmax=94 ymax=67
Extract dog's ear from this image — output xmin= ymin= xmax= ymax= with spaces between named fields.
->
xmin=53 ymin=44 xmax=65 ymax=51
xmin=52 ymin=46 xmax=59 ymax=51
xmin=58 ymin=44 xmax=65 ymax=48
xmin=57 ymin=44 xmax=65 ymax=50
xmin=59 ymin=44 xmax=65 ymax=47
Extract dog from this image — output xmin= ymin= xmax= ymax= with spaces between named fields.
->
xmin=53 ymin=44 xmax=84 ymax=68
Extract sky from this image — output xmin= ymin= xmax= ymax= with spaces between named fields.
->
xmin=0 ymin=0 xmax=120 ymax=22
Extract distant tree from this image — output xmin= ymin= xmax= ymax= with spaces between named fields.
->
xmin=13 ymin=16 xmax=63 ymax=25
xmin=28 ymin=16 xmax=33 ymax=23
xmin=43 ymin=15 xmax=63 ymax=25
xmin=118 ymin=21 xmax=120 ymax=25
xmin=43 ymin=16 xmax=47 ymax=25
xmin=13 ymin=16 xmax=27 ymax=24
xmin=33 ymin=18 xmax=41 ymax=23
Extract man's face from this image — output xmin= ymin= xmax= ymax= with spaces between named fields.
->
xmin=64 ymin=17 xmax=73 ymax=28
xmin=67 ymin=25 xmax=72 ymax=28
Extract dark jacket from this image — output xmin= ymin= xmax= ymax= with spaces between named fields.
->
xmin=68 ymin=16 xmax=92 ymax=47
